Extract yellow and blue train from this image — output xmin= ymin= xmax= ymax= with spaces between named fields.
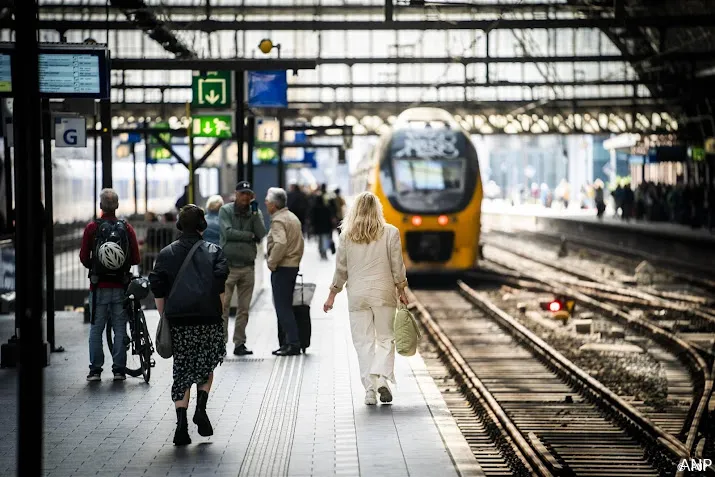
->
xmin=351 ymin=108 xmax=482 ymax=275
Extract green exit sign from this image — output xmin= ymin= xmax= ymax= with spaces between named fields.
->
xmin=192 ymin=71 xmax=232 ymax=108
xmin=192 ymin=115 xmax=232 ymax=138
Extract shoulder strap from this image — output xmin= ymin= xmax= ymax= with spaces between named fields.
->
xmin=168 ymin=240 xmax=202 ymax=298
xmin=385 ymin=226 xmax=391 ymax=264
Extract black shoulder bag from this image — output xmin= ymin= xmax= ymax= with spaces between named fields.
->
xmin=155 ymin=240 xmax=202 ymax=359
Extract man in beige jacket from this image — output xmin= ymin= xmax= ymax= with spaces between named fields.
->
xmin=265 ymin=187 xmax=305 ymax=356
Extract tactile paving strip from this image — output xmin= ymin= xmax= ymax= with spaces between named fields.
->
xmin=238 ymin=355 xmax=306 ymax=477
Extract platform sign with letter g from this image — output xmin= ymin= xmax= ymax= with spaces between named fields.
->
xmin=55 ymin=116 xmax=87 ymax=148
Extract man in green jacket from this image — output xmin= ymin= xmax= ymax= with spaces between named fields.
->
xmin=219 ymin=181 xmax=267 ymax=355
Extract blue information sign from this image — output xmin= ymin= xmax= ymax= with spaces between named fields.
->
xmin=247 ymin=70 xmax=288 ymax=108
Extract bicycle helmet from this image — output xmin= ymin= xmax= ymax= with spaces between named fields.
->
xmin=97 ymin=241 xmax=126 ymax=270
xmin=126 ymin=277 xmax=150 ymax=300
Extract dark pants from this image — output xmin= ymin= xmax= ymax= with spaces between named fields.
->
xmin=271 ymin=267 xmax=299 ymax=347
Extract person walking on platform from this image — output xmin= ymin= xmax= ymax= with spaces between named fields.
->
xmin=80 ymin=188 xmax=141 ymax=381
xmin=311 ymin=184 xmax=335 ymax=259
xmin=219 ymin=181 xmax=267 ymax=355
xmin=265 ymin=187 xmax=305 ymax=356
xmin=203 ymin=195 xmax=224 ymax=246
xmin=594 ymin=179 xmax=606 ymax=218
xmin=287 ymin=183 xmax=310 ymax=235
xmin=333 ymin=188 xmax=346 ymax=234
xmin=149 ymin=205 xmax=229 ymax=446
xmin=322 ymin=192 xmax=408 ymax=406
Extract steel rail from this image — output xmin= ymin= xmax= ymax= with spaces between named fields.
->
xmin=480 ymin=252 xmax=712 ymax=462
xmin=407 ymin=288 xmax=553 ymax=477
xmin=456 ymin=280 xmax=691 ymax=465
xmin=488 ymin=227 xmax=715 ymax=289
xmin=482 ymin=238 xmax=715 ymax=322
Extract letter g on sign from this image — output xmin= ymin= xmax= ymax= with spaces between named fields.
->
xmin=63 ymin=129 xmax=78 ymax=146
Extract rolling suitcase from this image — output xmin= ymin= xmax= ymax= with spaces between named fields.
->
xmin=278 ymin=273 xmax=315 ymax=352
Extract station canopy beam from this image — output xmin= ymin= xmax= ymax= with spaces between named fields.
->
xmin=110 ymin=80 xmax=666 ymax=89
xmin=110 ymin=58 xmax=317 ymax=71
xmin=109 ymin=0 xmax=195 ymax=58
xmin=34 ymin=2 xmax=652 ymax=16
xmin=109 ymin=52 xmax=715 ymax=70
xmin=18 ymin=15 xmax=715 ymax=31
xmin=110 ymin=98 xmax=681 ymax=117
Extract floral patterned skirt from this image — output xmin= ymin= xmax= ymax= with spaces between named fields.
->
xmin=170 ymin=322 xmax=225 ymax=401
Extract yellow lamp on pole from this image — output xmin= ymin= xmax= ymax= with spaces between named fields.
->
xmin=258 ymin=38 xmax=281 ymax=57
xmin=259 ymin=39 xmax=274 ymax=54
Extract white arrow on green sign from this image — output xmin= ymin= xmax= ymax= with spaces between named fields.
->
xmin=192 ymin=115 xmax=232 ymax=138
xmin=192 ymin=71 xmax=232 ymax=108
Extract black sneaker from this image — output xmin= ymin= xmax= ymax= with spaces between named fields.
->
xmin=86 ymin=370 xmax=101 ymax=381
xmin=113 ymin=372 xmax=126 ymax=381
xmin=233 ymin=344 xmax=253 ymax=356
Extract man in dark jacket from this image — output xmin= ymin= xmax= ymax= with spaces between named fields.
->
xmin=80 ymin=188 xmax=141 ymax=381
xmin=219 ymin=181 xmax=267 ymax=355
xmin=311 ymin=186 xmax=335 ymax=259
xmin=287 ymin=183 xmax=309 ymax=234
xmin=148 ymin=205 xmax=229 ymax=446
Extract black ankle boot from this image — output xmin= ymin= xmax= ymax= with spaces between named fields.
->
xmin=173 ymin=407 xmax=191 ymax=446
xmin=193 ymin=390 xmax=213 ymax=437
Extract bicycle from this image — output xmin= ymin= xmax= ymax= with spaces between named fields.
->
xmin=106 ymin=276 xmax=156 ymax=383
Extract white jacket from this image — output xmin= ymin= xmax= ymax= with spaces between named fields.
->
xmin=329 ymin=224 xmax=408 ymax=311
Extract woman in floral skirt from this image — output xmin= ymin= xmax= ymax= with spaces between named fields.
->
xmin=149 ymin=204 xmax=229 ymax=446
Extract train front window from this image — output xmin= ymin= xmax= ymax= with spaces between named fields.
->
xmin=393 ymin=158 xmax=465 ymax=194
xmin=380 ymin=126 xmax=478 ymax=214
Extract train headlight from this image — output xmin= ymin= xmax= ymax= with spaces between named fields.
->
xmin=437 ymin=215 xmax=449 ymax=226
xmin=411 ymin=216 xmax=422 ymax=226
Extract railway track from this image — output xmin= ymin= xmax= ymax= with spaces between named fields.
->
xmin=470 ymin=241 xmax=713 ymax=466
xmin=482 ymin=227 xmax=715 ymax=293
xmin=409 ymin=284 xmax=688 ymax=476
xmin=480 ymin=236 xmax=715 ymax=331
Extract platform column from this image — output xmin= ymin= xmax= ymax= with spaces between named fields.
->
xmin=236 ymin=71 xmax=245 ymax=183
xmin=100 ymin=99 xmax=112 ymax=188
xmin=13 ymin=0 xmax=46 ymax=474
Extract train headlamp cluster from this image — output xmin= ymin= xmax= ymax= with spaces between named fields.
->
xmin=408 ymin=215 xmax=451 ymax=226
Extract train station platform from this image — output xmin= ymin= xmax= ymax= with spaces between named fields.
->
xmin=0 ymin=240 xmax=482 ymax=477
xmin=482 ymin=200 xmax=715 ymax=244
xmin=481 ymin=200 xmax=715 ymax=270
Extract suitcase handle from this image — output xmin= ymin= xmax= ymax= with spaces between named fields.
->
xmin=297 ymin=272 xmax=304 ymax=304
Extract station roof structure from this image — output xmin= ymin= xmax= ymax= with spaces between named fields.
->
xmin=4 ymin=0 xmax=715 ymax=138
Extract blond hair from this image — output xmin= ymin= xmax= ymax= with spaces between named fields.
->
xmin=205 ymin=195 xmax=224 ymax=212
xmin=340 ymin=192 xmax=386 ymax=244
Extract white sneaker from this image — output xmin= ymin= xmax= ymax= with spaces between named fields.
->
xmin=376 ymin=377 xmax=393 ymax=403
xmin=364 ymin=390 xmax=377 ymax=405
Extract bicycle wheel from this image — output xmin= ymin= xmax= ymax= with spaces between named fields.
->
xmin=137 ymin=311 xmax=152 ymax=383
xmin=106 ymin=322 xmax=114 ymax=354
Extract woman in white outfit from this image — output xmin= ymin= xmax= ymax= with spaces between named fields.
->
xmin=323 ymin=192 xmax=408 ymax=405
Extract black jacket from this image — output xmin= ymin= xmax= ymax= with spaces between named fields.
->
xmin=148 ymin=233 xmax=229 ymax=326
xmin=310 ymin=193 xmax=334 ymax=234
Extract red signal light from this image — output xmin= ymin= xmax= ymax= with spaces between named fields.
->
xmin=411 ymin=216 xmax=422 ymax=226
xmin=548 ymin=301 xmax=562 ymax=312
xmin=437 ymin=215 xmax=449 ymax=226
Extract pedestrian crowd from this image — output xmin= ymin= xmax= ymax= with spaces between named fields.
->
xmin=79 ymin=181 xmax=408 ymax=447
xmin=611 ymin=180 xmax=712 ymax=228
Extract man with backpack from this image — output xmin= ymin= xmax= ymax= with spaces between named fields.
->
xmin=79 ymin=189 xmax=141 ymax=381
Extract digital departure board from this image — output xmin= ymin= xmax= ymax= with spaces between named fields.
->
xmin=0 ymin=44 xmax=110 ymax=99
xmin=39 ymin=53 xmax=101 ymax=95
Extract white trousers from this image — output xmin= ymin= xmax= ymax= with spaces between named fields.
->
xmin=348 ymin=306 xmax=396 ymax=391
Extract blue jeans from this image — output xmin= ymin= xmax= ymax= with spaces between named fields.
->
xmin=272 ymin=267 xmax=299 ymax=347
xmin=88 ymin=288 xmax=128 ymax=373
xmin=318 ymin=233 xmax=332 ymax=257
